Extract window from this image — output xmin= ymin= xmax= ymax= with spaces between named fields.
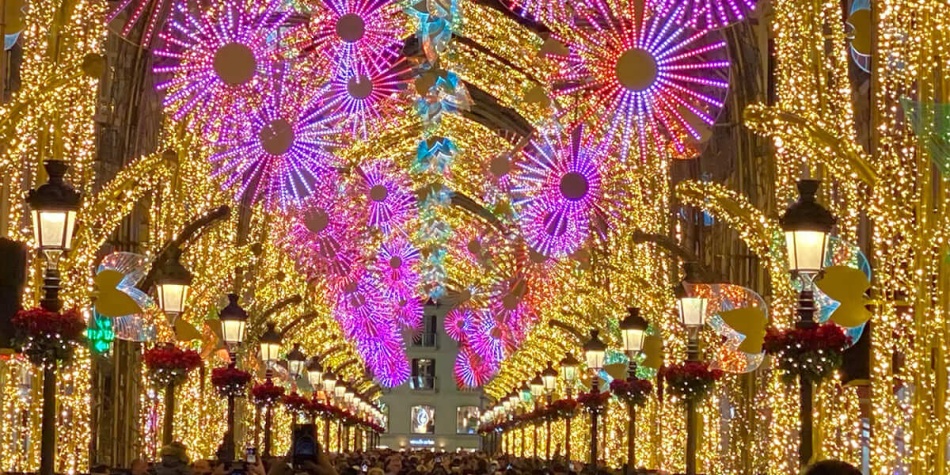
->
xmin=456 ymin=406 xmax=480 ymax=434
xmin=410 ymin=405 xmax=435 ymax=434
xmin=410 ymin=358 xmax=436 ymax=390
xmin=411 ymin=314 xmax=438 ymax=347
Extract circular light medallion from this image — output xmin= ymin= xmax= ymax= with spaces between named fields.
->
xmin=336 ymin=13 xmax=366 ymax=43
xmin=467 ymin=239 xmax=482 ymax=254
xmin=369 ymin=184 xmax=389 ymax=202
xmin=559 ymin=172 xmax=589 ymax=201
xmin=347 ymin=75 xmax=374 ymax=99
xmin=259 ymin=119 xmax=295 ymax=156
xmin=303 ymin=207 xmax=330 ymax=233
xmin=615 ymin=48 xmax=658 ymax=92
xmin=389 ymin=256 xmax=402 ymax=269
xmin=490 ymin=155 xmax=511 ymax=177
xmin=502 ymin=294 xmax=520 ymax=310
xmin=213 ymin=42 xmax=257 ymax=86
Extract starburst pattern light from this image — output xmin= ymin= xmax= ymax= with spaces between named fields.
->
xmin=209 ymin=78 xmax=346 ymax=208
xmin=326 ymin=58 xmax=413 ymax=137
xmin=357 ymin=160 xmax=417 ymax=234
xmin=551 ymin=1 xmax=730 ymax=160
xmin=154 ymin=0 xmax=295 ymax=121
xmin=298 ymin=0 xmax=405 ymax=76
xmin=109 ymin=0 xmax=173 ymax=46
xmin=649 ymin=0 xmax=761 ymax=31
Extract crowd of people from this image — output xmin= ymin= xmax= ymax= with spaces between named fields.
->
xmin=117 ymin=442 xmax=862 ymax=475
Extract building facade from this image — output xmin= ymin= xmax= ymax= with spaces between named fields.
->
xmin=379 ymin=303 xmax=483 ymax=452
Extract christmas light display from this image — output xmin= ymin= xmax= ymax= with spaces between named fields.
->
xmin=325 ymin=57 xmax=414 ymax=138
xmin=650 ymin=0 xmax=762 ymax=31
xmin=549 ymin=1 xmax=730 ymax=160
xmin=356 ymin=160 xmax=416 ymax=234
xmin=209 ymin=76 xmax=347 ymax=208
xmin=154 ymin=0 xmax=296 ymax=122
xmin=297 ymin=0 xmax=405 ymax=76
xmin=109 ymin=0 xmax=172 ymax=46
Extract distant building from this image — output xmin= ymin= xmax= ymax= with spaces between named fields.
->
xmin=379 ymin=301 xmax=483 ymax=451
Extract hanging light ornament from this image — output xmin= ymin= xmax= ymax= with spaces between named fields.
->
xmin=298 ymin=0 xmax=406 ymax=76
xmin=512 ymin=126 xmax=608 ymax=258
xmin=374 ymin=237 xmax=422 ymax=300
xmin=550 ymin=0 xmax=730 ymax=160
xmin=208 ymin=76 xmax=346 ymax=208
xmin=356 ymin=160 xmax=417 ymax=234
xmin=324 ymin=57 xmax=414 ymax=138
xmin=154 ymin=0 xmax=297 ymax=123
xmin=649 ymin=0 xmax=762 ymax=31
xmin=455 ymin=346 xmax=498 ymax=388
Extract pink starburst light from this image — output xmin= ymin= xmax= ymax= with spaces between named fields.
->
xmin=520 ymin=198 xmax=591 ymax=258
xmin=280 ymin=183 xmax=363 ymax=281
xmin=454 ymin=346 xmax=498 ymax=388
xmin=154 ymin=0 xmax=295 ymax=122
xmin=394 ymin=298 xmax=423 ymax=331
xmin=374 ymin=237 xmax=421 ymax=295
xmin=109 ymin=0 xmax=174 ymax=47
xmin=357 ymin=160 xmax=416 ymax=234
xmin=649 ymin=0 xmax=761 ymax=31
xmin=468 ymin=312 xmax=514 ymax=363
xmin=551 ymin=1 xmax=730 ymax=160
xmin=445 ymin=307 xmax=475 ymax=342
xmin=513 ymin=126 xmax=604 ymax=214
xmin=209 ymin=78 xmax=346 ymax=208
xmin=298 ymin=0 xmax=404 ymax=75
xmin=326 ymin=57 xmax=413 ymax=137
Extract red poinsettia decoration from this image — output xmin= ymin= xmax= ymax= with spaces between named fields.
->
xmin=12 ymin=308 xmax=86 ymax=364
xmin=143 ymin=344 xmax=202 ymax=386
xmin=610 ymin=376 xmax=653 ymax=407
xmin=282 ymin=391 xmax=310 ymax=415
xmin=251 ymin=379 xmax=286 ymax=408
xmin=577 ymin=388 xmax=611 ymax=414
xmin=764 ymin=323 xmax=851 ymax=383
xmin=305 ymin=396 xmax=329 ymax=416
xmin=662 ymin=361 xmax=724 ymax=403
xmin=211 ymin=366 xmax=252 ymax=397
xmin=549 ymin=398 xmax=578 ymax=419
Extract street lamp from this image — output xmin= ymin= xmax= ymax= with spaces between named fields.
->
xmin=529 ymin=374 xmax=544 ymax=458
xmin=541 ymin=361 xmax=558 ymax=460
xmin=154 ymin=249 xmax=193 ymax=320
xmin=220 ymin=294 xmax=248 ymax=352
xmin=323 ymin=371 xmax=338 ymax=396
xmin=583 ymin=330 xmax=607 ymax=467
xmin=779 ymin=179 xmax=836 ymax=466
xmin=258 ymin=322 xmax=281 ymax=458
xmin=559 ymin=352 xmax=581 ymax=462
xmin=218 ymin=294 xmax=247 ymax=465
xmin=619 ymin=307 xmax=649 ymax=474
xmin=26 ymin=160 xmax=81 ymax=475
xmin=307 ymin=357 xmax=324 ymax=389
xmin=286 ymin=343 xmax=307 ymax=383
xmin=674 ymin=263 xmax=709 ymax=475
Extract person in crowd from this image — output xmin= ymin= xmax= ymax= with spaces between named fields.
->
xmin=804 ymin=460 xmax=862 ymax=475
xmin=131 ymin=458 xmax=150 ymax=475
xmin=156 ymin=442 xmax=191 ymax=475
xmin=191 ymin=460 xmax=212 ymax=475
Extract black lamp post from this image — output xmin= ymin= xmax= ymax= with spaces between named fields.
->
xmin=541 ymin=361 xmax=558 ymax=461
xmin=286 ymin=343 xmax=307 ymax=388
xmin=582 ymin=329 xmax=606 ymax=468
xmin=26 ymin=160 xmax=81 ymax=475
xmin=619 ymin=308 xmax=648 ymax=474
xmin=258 ymin=322 xmax=282 ymax=458
xmin=674 ymin=264 xmax=709 ymax=475
xmin=779 ymin=179 xmax=836 ymax=466
xmin=529 ymin=374 xmax=544 ymax=458
xmin=559 ymin=352 xmax=580 ymax=462
xmin=219 ymin=294 xmax=248 ymax=464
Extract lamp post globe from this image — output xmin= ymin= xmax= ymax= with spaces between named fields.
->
xmin=219 ymin=294 xmax=248 ymax=350
xmin=154 ymin=249 xmax=193 ymax=318
xmin=779 ymin=179 xmax=837 ymax=276
xmin=27 ymin=160 xmax=81 ymax=255
xmin=307 ymin=357 xmax=324 ymax=389
xmin=583 ymin=329 xmax=607 ymax=372
xmin=259 ymin=322 xmax=282 ymax=367
xmin=620 ymin=307 xmax=649 ymax=356
xmin=541 ymin=362 xmax=558 ymax=394
xmin=286 ymin=343 xmax=307 ymax=381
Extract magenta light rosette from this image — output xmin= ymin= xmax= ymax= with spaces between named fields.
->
xmin=550 ymin=1 xmax=730 ymax=160
xmin=374 ymin=237 xmax=421 ymax=297
xmin=649 ymin=0 xmax=761 ymax=31
xmin=110 ymin=0 xmax=173 ymax=46
xmin=468 ymin=311 xmax=514 ymax=363
xmin=512 ymin=127 xmax=607 ymax=258
xmin=154 ymin=0 xmax=296 ymax=121
xmin=393 ymin=297 xmax=423 ymax=331
xmin=445 ymin=307 xmax=475 ymax=342
xmin=209 ymin=77 xmax=346 ymax=208
xmin=326 ymin=57 xmax=414 ymax=138
xmin=357 ymin=160 xmax=416 ymax=234
xmin=455 ymin=346 xmax=498 ymax=388
xmin=279 ymin=182 xmax=363 ymax=281
xmin=298 ymin=0 xmax=405 ymax=75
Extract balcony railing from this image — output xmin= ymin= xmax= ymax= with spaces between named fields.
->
xmin=410 ymin=375 xmax=438 ymax=392
xmin=410 ymin=332 xmax=438 ymax=348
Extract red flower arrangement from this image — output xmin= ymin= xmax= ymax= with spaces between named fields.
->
xmin=143 ymin=344 xmax=202 ymax=387
xmin=251 ymin=379 xmax=286 ymax=408
xmin=577 ymin=389 xmax=611 ymax=414
xmin=211 ymin=366 xmax=252 ymax=397
xmin=305 ymin=397 xmax=329 ymax=416
xmin=281 ymin=391 xmax=310 ymax=415
xmin=662 ymin=361 xmax=724 ymax=403
xmin=610 ymin=377 xmax=653 ymax=407
xmin=763 ymin=323 xmax=851 ymax=384
xmin=549 ymin=398 xmax=578 ymax=419
xmin=12 ymin=308 xmax=86 ymax=364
